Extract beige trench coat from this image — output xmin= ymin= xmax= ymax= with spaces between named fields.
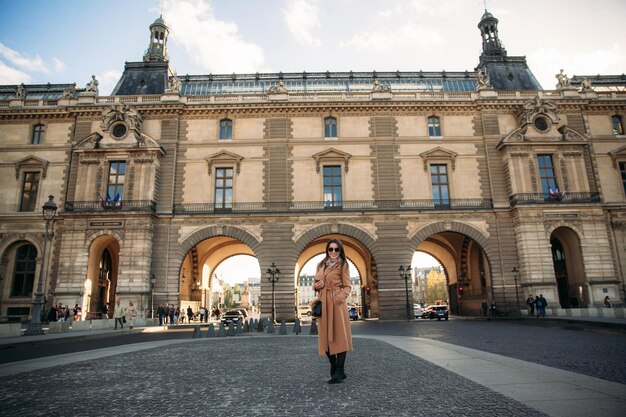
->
xmin=315 ymin=261 xmax=353 ymax=356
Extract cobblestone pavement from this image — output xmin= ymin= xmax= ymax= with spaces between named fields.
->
xmin=0 ymin=337 xmax=546 ymax=417
xmin=351 ymin=319 xmax=626 ymax=384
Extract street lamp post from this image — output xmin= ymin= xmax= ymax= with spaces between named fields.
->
xmin=24 ymin=195 xmax=58 ymax=336
xmin=150 ymin=273 xmax=156 ymax=318
xmin=512 ymin=267 xmax=521 ymax=313
xmin=399 ymin=265 xmax=412 ymax=320
xmin=266 ymin=262 xmax=280 ymax=323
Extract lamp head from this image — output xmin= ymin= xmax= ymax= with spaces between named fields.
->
xmin=42 ymin=195 xmax=58 ymax=221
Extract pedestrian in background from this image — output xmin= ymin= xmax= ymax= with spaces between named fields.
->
xmin=127 ymin=301 xmax=137 ymax=329
xmin=101 ymin=303 xmax=109 ymax=319
xmin=481 ymin=300 xmax=488 ymax=317
xmin=526 ymin=295 xmax=535 ymax=317
xmin=604 ymin=296 xmax=612 ymax=308
xmin=490 ymin=300 xmax=497 ymax=317
xmin=313 ymin=238 xmax=353 ymax=384
xmin=169 ymin=304 xmax=175 ymax=325
xmin=537 ymin=294 xmax=547 ymax=317
xmin=157 ymin=304 xmax=165 ymax=325
xmin=113 ymin=299 xmax=125 ymax=329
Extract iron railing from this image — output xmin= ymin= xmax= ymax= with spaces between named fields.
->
xmin=64 ymin=200 xmax=157 ymax=213
xmin=173 ymin=199 xmax=492 ymax=215
xmin=509 ymin=192 xmax=601 ymax=206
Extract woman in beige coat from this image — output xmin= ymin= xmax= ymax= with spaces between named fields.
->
xmin=313 ymin=238 xmax=353 ymax=384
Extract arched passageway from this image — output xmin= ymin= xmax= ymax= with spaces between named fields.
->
xmin=415 ymin=231 xmax=492 ymax=316
xmin=84 ymin=235 xmax=120 ymax=319
xmin=295 ymin=234 xmax=378 ymax=318
xmin=551 ymin=227 xmax=587 ymax=308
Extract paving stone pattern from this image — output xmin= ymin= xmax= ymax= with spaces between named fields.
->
xmin=351 ymin=319 xmax=626 ymax=384
xmin=0 ymin=337 xmax=545 ymax=417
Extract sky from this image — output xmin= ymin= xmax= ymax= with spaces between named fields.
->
xmin=1 ymin=0 xmax=625 ymax=95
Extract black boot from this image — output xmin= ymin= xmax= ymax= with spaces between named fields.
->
xmin=328 ymin=352 xmax=347 ymax=384
xmin=326 ymin=352 xmax=337 ymax=378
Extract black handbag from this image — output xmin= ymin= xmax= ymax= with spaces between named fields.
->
xmin=311 ymin=300 xmax=322 ymax=318
xmin=122 ymin=316 xmax=127 ymax=323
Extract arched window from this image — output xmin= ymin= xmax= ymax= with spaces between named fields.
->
xmin=324 ymin=117 xmax=337 ymax=138
xmin=611 ymin=115 xmax=624 ymax=136
xmin=428 ymin=116 xmax=441 ymax=137
xmin=220 ymin=119 xmax=233 ymax=140
xmin=32 ymin=124 xmax=45 ymax=144
xmin=11 ymin=244 xmax=37 ymax=297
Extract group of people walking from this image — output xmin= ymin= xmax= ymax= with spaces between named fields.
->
xmin=113 ymin=299 xmax=137 ymax=329
xmin=156 ymin=304 xmax=222 ymax=326
xmin=47 ymin=303 xmax=81 ymax=322
xmin=525 ymin=295 xmax=549 ymax=317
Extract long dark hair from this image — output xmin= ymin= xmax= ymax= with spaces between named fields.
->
xmin=317 ymin=238 xmax=347 ymax=270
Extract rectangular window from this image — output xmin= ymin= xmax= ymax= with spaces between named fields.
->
xmin=619 ymin=162 xmax=626 ymax=195
xmin=107 ymin=161 xmax=126 ymax=207
xmin=323 ymin=165 xmax=342 ymax=208
xmin=324 ymin=117 xmax=337 ymax=138
xmin=215 ymin=167 xmax=233 ymax=210
xmin=32 ymin=124 xmax=45 ymax=144
xmin=20 ymin=172 xmax=40 ymax=212
xmin=537 ymin=154 xmax=558 ymax=195
xmin=430 ymin=164 xmax=449 ymax=205
xmin=220 ymin=119 xmax=233 ymax=140
xmin=612 ymin=115 xmax=624 ymax=136
xmin=428 ymin=116 xmax=441 ymax=137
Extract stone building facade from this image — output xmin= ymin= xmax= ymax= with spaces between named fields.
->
xmin=0 ymin=11 xmax=624 ymax=322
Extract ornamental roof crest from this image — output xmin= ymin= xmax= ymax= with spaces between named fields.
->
xmin=100 ymin=104 xmax=143 ymax=132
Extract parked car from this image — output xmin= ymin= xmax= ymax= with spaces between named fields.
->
xmin=427 ymin=305 xmax=449 ymax=320
xmin=221 ymin=309 xmax=245 ymax=325
xmin=421 ymin=305 xmax=434 ymax=319
xmin=348 ymin=307 xmax=359 ymax=320
xmin=413 ymin=304 xmax=424 ymax=318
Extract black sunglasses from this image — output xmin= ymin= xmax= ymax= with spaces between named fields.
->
xmin=328 ymin=247 xmax=340 ymax=252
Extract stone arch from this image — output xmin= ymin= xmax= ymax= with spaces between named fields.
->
xmin=179 ymin=225 xmax=262 ymax=258
xmin=85 ymin=229 xmax=125 ymax=248
xmin=545 ymin=222 xmax=584 ymax=241
xmin=410 ymin=221 xmax=489 ymax=249
xmin=84 ymin=234 xmax=122 ymax=318
xmin=0 ymin=234 xmax=43 ymax=256
xmin=294 ymin=223 xmax=376 ymax=254
xmin=410 ymin=221 xmax=494 ymax=316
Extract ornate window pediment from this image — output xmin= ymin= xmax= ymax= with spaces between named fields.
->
xmin=496 ymin=124 xmax=587 ymax=150
xmin=312 ymin=148 xmax=352 ymax=173
xmin=609 ymin=144 xmax=626 ymax=169
xmin=205 ymin=150 xmax=244 ymax=175
xmin=14 ymin=155 xmax=49 ymax=179
xmin=420 ymin=147 xmax=458 ymax=171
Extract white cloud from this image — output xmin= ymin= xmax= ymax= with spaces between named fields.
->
xmin=0 ymin=42 xmax=48 ymax=73
xmin=283 ymin=0 xmax=321 ymax=47
xmin=0 ymin=59 xmax=32 ymax=84
xmin=529 ymin=43 xmax=626 ymax=89
xmin=378 ymin=3 xmax=404 ymax=18
xmin=52 ymin=57 xmax=66 ymax=72
xmin=410 ymin=0 xmax=464 ymax=17
xmin=163 ymin=0 xmax=265 ymax=73
xmin=340 ymin=23 xmax=443 ymax=51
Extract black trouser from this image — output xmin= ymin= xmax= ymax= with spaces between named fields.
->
xmin=114 ymin=317 xmax=123 ymax=328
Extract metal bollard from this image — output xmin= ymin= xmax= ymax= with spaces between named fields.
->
xmin=309 ymin=318 xmax=318 ymax=335
xmin=279 ymin=320 xmax=287 ymax=335
xmin=217 ymin=322 xmax=226 ymax=337
xmin=192 ymin=325 xmax=201 ymax=338
xmin=293 ymin=318 xmax=301 ymax=334
xmin=267 ymin=317 xmax=275 ymax=334
xmin=207 ymin=323 xmax=216 ymax=337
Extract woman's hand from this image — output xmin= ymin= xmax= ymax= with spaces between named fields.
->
xmin=313 ymin=280 xmax=325 ymax=290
